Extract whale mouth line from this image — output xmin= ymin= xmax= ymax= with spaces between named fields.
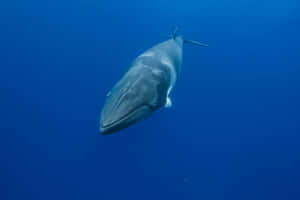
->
xmin=100 ymin=105 xmax=151 ymax=134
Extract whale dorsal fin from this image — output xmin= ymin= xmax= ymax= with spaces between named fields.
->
xmin=166 ymin=27 xmax=179 ymax=39
xmin=172 ymin=26 xmax=179 ymax=39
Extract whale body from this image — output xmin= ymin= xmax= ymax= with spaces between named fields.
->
xmin=100 ymin=32 xmax=206 ymax=135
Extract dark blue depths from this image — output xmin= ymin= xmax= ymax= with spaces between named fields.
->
xmin=0 ymin=0 xmax=300 ymax=199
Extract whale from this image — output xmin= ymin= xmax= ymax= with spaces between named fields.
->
xmin=100 ymin=29 xmax=207 ymax=135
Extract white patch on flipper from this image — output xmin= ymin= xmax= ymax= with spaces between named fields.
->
xmin=165 ymin=96 xmax=172 ymax=108
xmin=165 ymin=86 xmax=173 ymax=108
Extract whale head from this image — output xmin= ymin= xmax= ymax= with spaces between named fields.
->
xmin=100 ymin=58 xmax=171 ymax=135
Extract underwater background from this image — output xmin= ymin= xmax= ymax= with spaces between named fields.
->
xmin=1 ymin=0 xmax=300 ymax=199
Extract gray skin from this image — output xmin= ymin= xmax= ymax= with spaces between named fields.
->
xmin=100 ymin=36 xmax=183 ymax=135
xmin=100 ymin=34 xmax=206 ymax=135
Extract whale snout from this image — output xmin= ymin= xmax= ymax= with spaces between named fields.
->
xmin=100 ymin=104 xmax=152 ymax=135
xmin=100 ymin=79 xmax=155 ymax=135
xmin=100 ymin=65 xmax=169 ymax=135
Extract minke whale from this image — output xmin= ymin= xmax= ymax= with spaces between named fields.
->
xmin=100 ymin=29 xmax=207 ymax=135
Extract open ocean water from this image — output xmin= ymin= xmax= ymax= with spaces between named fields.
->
xmin=1 ymin=0 xmax=300 ymax=199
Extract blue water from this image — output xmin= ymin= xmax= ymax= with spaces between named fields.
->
xmin=1 ymin=0 xmax=300 ymax=199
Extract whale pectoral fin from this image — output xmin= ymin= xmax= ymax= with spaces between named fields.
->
xmin=165 ymin=96 xmax=172 ymax=108
xmin=184 ymin=39 xmax=208 ymax=47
